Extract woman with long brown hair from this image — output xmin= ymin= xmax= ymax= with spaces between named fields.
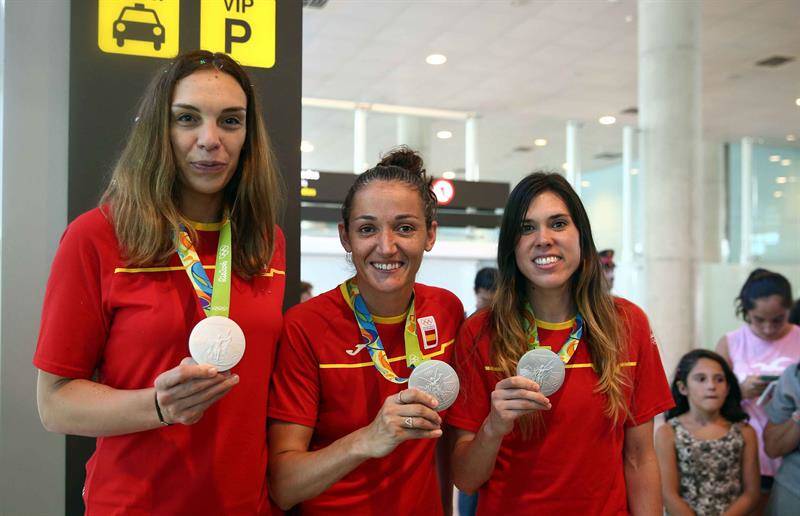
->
xmin=448 ymin=172 xmax=674 ymax=514
xmin=34 ymin=50 xmax=285 ymax=514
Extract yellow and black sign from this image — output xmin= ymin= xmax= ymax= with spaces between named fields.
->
xmin=201 ymin=0 xmax=276 ymax=68
xmin=98 ymin=1 xmax=179 ymax=58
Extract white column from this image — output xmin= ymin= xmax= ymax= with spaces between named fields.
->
xmin=638 ymin=0 xmax=702 ymax=377
xmin=739 ymin=137 xmax=753 ymax=264
xmin=465 ymin=116 xmax=479 ymax=181
xmin=565 ymin=120 xmax=581 ymax=193
xmin=1 ymin=2 xmax=69 ymax=514
xmin=621 ymin=125 xmax=634 ymax=263
xmin=353 ymin=107 xmax=367 ymax=174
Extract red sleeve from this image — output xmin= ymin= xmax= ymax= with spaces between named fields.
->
xmin=619 ymin=300 xmax=675 ymax=427
xmin=33 ymin=212 xmax=112 ymax=379
xmin=447 ymin=314 xmax=492 ymax=434
xmin=268 ymin=308 xmax=321 ymax=428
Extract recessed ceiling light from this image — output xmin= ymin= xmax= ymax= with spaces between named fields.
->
xmin=776 ymin=176 xmax=788 ymax=184
xmin=787 ymin=134 xmax=797 ymax=142
xmin=580 ymin=180 xmax=591 ymax=188
xmin=630 ymin=168 xmax=639 ymax=175
xmin=796 ymin=98 xmax=800 ymax=106
xmin=533 ymin=138 xmax=547 ymax=147
xmin=436 ymin=130 xmax=453 ymax=139
xmin=562 ymin=162 xmax=569 ymax=171
xmin=426 ymin=54 xmax=447 ymax=65
xmin=625 ymin=14 xmax=633 ymax=23
xmin=769 ymin=155 xmax=781 ymax=162
xmin=781 ymin=159 xmax=792 ymax=166
xmin=442 ymin=171 xmax=456 ymax=180
xmin=598 ymin=115 xmax=616 ymax=125
xmin=300 ymin=140 xmax=314 ymax=153
xmin=773 ymin=191 xmax=784 ymax=198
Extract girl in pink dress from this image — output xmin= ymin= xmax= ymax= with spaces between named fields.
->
xmin=717 ymin=269 xmax=800 ymax=505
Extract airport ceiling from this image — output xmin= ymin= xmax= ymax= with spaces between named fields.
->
xmin=301 ymin=0 xmax=800 ymax=185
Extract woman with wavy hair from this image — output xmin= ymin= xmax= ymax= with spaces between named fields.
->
xmin=448 ymin=172 xmax=674 ymax=514
xmin=34 ymin=50 xmax=285 ymax=514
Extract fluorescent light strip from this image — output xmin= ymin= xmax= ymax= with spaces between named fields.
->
xmin=302 ymin=97 xmax=473 ymax=120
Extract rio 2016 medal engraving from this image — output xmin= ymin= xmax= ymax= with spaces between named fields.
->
xmin=408 ymin=360 xmax=460 ymax=411
xmin=189 ymin=316 xmax=246 ymax=371
xmin=516 ymin=348 xmax=565 ymax=396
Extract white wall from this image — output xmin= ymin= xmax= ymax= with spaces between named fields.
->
xmin=0 ymin=1 xmax=69 ymax=514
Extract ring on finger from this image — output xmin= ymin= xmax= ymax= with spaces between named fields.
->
xmin=404 ymin=416 xmax=414 ymax=429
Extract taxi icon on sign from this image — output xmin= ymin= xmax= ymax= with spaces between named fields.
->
xmin=113 ymin=3 xmax=165 ymax=51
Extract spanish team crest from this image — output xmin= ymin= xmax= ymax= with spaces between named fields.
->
xmin=417 ymin=316 xmax=439 ymax=350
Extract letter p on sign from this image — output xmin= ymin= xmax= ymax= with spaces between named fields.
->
xmin=200 ymin=0 xmax=276 ymax=68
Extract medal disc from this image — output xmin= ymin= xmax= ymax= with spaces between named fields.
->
xmin=408 ymin=360 xmax=460 ymax=411
xmin=516 ymin=348 xmax=565 ymax=396
xmin=189 ymin=316 xmax=246 ymax=371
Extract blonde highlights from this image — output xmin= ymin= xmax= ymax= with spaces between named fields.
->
xmin=100 ymin=50 xmax=283 ymax=278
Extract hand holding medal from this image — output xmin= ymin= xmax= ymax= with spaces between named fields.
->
xmin=344 ymin=280 xmax=458 ymax=456
xmin=153 ymin=357 xmax=240 ymax=425
xmin=153 ymin=219 xmax=243 ymax=426
xmin=360 ymin=387 xmax=443 ymax=459
xmin=485 ymin=306 xmax=584 ymax=437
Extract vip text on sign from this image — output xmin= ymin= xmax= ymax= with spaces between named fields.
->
xmin=201 ymin=0 xmax=276 ymax=68
xmin=98 ymin=1 xmax=180 ymax=58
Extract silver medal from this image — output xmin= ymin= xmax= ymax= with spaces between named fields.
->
xmin=189 ymin=316 xmax=246 ymax=371
xmin=516 ymin=348 xmax=565 ymax=396
xmin=408 ymin=359 xmax=460 ymax=411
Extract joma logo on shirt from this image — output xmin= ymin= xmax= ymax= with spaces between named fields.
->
xmin=346 ymin=343 xmax=368 ymax=356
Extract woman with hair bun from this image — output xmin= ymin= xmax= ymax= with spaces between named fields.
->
xmin=717 ymin=268 xmax=800 ymax=499
xmin=268 ymin=147 xmax=464 ymax=514
xmin=448 ymin=172 xmax=674 ymax=514
xmin=34 ymin=50 xmax=285 ymax=514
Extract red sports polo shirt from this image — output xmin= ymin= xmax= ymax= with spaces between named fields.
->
xmin=448 ymin=298 xmax=674 ymax=515
xmin=34 ymin=207 xmax=285 ymax=515
xmin=269 ymin=283 xmax=464 ymax=515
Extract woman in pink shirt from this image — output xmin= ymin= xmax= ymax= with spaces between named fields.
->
xmin=717 ymin=268 xmax=800 ymax=507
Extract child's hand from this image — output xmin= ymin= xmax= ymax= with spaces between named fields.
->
xmin=741 ymin=375 xmax=768 ymax=399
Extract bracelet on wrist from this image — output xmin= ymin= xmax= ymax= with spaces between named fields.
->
xmin=154 ymin=393 xmax=171 ymax=426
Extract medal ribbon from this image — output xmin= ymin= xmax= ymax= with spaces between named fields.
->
xmin=343 ymin=279 xmax=424 ymax=384
xmin=521 ymin=302 xmax=584 ymax=364
xmin=175 ymin=220 xmax=233 ymax=318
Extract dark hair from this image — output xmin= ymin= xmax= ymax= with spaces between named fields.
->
xmin=299 ymin=281 xmax=313 ymax=295
xmin=491 ymin=171 xmax=628 ymax=426
xmin=790 ymin=299 xmax=800 ymax=326
xmin=474 ymin=267 xmax=498 ymax=292
xmin=735 ymin=268 xmax=793 ymax=320
xmin=666 ymin=349 xmax=748 ymax=422
xmin=341 ymin=146 xmax=437 ymax=230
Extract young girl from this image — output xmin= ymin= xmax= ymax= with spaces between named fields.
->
xmin=656 ymin=349 xmax=761 ymax=516
xmin=716 ymin=269 xmax=800 ymax=489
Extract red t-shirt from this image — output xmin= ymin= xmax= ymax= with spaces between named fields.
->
xmin=448 ymin=298 xmax=674 ymax=516
xmin=33 ymin=207 xmax=286 ymax=516
xmin=269 ymin=282 xmax=464 ymax=515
